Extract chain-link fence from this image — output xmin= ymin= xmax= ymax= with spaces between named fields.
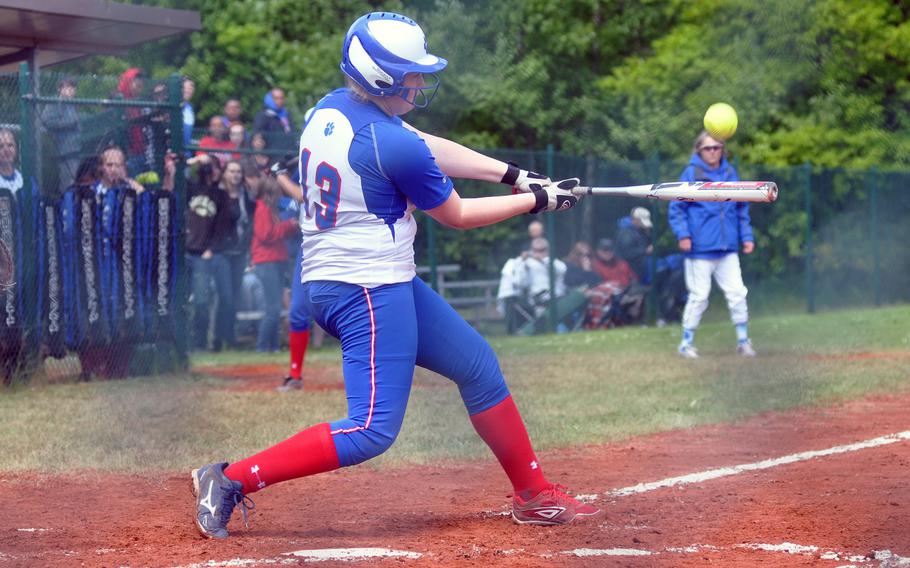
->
xmin=0 ymin=66 xmax=186 ymax=385
xmin=3 ymin=64 xmax=908 ymax=385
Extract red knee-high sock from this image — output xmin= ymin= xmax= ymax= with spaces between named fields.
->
xmin=224 ymin=423 xmax=340 ymax=494
xmin=470 ymin=395 xmax=548 ymax=499
xmin=288 ymin=330 xmax=310 ymax=380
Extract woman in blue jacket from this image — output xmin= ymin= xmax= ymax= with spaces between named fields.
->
xmin=668 ymin=132 xmax=756 ymax=358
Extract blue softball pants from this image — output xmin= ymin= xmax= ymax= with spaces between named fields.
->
xmin=288 ymin=246 xmax=310 ymax=332
xmin=302 ymin=277 xmax=510 ymax=467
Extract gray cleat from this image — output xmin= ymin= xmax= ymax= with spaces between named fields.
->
xmin=191 ymin=462 xmax=254 ymax=539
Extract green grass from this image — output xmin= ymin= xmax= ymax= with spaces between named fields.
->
xmin=1 ymin=305 xmax=908 ymax=473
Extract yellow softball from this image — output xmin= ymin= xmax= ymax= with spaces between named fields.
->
xmin=703 ymin=103 xmax=738 ymax=140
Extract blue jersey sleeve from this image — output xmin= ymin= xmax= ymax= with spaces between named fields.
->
xmin=372 ymin=122 xmax=453 ymax=211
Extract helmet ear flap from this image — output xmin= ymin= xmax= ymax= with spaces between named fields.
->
xmin=344 ymin=35 xmax=396 ymax=94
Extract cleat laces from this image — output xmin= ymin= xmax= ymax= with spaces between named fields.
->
xmin=220 ymin=485 xmax=256 ymax=529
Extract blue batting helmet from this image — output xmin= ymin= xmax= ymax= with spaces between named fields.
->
xmin=340 ymin=12 xmax=447 ymax=108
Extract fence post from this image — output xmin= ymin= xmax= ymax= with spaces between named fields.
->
xmin=168 ymin=74 xmax=189 ymax=366
xmin=17 ymin=63 xmax=38 ymax=366
xmin=803 ymin=162 xmax=814 ymax=314
xmin=869 ymin=166 xmax=881 ymax=306
xmin=647 ymin=152 xmax=660 ymax=323
xmin=545 ymin=144 xmax=558 ymax=333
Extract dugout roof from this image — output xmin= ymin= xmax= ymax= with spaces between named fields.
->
xmin=0 ymin=0 xmax=201 ymax=73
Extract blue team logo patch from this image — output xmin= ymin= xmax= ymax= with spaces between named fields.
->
xmin=324 ymin=122 xmax=335 ymax=136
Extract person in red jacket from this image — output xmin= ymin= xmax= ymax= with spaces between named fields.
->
xmin=592 ymin=238 xmax=635 ymax=288
xmin=586 ymin=239 xmax=639 ymax=328
xmin=251 ymin=176 xmax=299 ymax=352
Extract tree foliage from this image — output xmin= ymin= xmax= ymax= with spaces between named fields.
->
xmin=53 ymin=0 xmax=910 ymax=282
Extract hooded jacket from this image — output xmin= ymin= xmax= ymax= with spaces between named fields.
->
xmin=253 ymin=92 xmax=295 ymax=134
xmin=668 ymin=153 xmax=753 ymax=259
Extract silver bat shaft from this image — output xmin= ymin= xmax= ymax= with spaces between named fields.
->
xmin=573 ymin=181 xmax=778 ymax=203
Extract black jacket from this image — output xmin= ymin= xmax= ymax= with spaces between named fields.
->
xmin=616 ymin=224 xmax=651 ymax=280
xmin=186 ymin=182 xmax=232 ymax=254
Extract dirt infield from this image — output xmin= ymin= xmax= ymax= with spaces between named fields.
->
xmin=3 ymin=388 xmax=909 ymax=566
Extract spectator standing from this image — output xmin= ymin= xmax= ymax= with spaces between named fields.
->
xmin=78 ymin=147 xmax=140 ymax=380
xmin=250 ymin=176 xmax=298 ymax=352
xmin=181 ymin=77 xmax=196 ymax=156
xmin=41 ymin=76 xmax=81 ymax=190
xmin=253 ymin=88 xmax=295 ymax=146
xmin=117 ymin=67 xmax=156 ymax=175
xmin=240 ymin=132 xmax=272 ymax=184
xmin=222 ymin=98 xmax=245 ymax=129
xmin=94 ymin=146 xmax=144 ymax=196
xmin=185 ymin=154 xmax=235 ymax=351
xmin=669 ymin=131 xmax=756 ymax=359
xmin=228 ymin=124 xmax=248 ymax=160
xmin=197 ymin=116 xmax=236 ymax=167
xmin=220 ymin=160 xmax=257 ymax=340
xmin=0 ymin=129 xmax=24 ymax=198
xmin=616 ymin=206 xmax=653 ymax=282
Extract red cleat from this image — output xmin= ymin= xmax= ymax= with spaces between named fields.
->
xmin=512 ymin=484 xmax=604 ymax=525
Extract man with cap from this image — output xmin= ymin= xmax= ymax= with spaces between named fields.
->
xmin=616 ymin=207 xmax=654 ymax=282
xmin=585 ymin=239 xmax=638 ymax=327
xmin=592 ymin=239 xmax=636 ymax=290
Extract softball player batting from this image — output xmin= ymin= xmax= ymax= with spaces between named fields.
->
xmin=191 ymin=11 xmax=601 ymax=539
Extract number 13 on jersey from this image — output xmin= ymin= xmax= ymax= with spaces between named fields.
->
xmin=300 ymin=147 xmax=341 ymax=230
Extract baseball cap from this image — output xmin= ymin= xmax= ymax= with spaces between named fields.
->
xmin=596 ymin=238 xmax=614 ymax=251
xmin=631 ymin=207 xmax=653 ymax=229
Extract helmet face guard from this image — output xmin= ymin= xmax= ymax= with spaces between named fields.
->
xmin=397 ymin=73 xmax=440 ymax=108
xmin=341 ymin=12 xmax=447 ymax=108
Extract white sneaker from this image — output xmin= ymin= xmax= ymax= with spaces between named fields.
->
xmin=736 ymin=341 xmax=757 ymax=357
xmin=678 ymin=343 xmax=699 ymax=359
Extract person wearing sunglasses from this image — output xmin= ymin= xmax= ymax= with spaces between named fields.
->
xmin=668 ymin=131 xmax=757 ymax=359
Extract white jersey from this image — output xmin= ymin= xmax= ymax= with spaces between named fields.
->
xmin=297 ymin=89 xmax=452 ymax=287
xmin=0 ymin=170 xmax=23 ymax=198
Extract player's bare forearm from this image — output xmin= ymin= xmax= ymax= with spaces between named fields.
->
xmin=276 ymin=173 xmax=304 ymax=202
xmin=404 ymin=123 xmax=507 ymax=183
xmin=427 ymin=191 xmax=535 ymax=230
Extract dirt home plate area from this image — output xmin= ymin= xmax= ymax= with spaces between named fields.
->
xmin=2 ymin=372 xmax=909 ymax=567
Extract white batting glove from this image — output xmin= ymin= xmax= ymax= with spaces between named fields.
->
xmin=501 ymin=162 xmax=551 ymax=193
xmin=530 ymin=178 xmax=582 ymax=213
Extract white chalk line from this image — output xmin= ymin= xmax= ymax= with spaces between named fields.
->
xmin=610 ymin=430 xmax=910 ymax=497
xmin=166 ymin=548 xmax=421 ymax=567
xmin=565 ymin=543 xmax=910 ymax=565
xmin=163 ymin=543 xmax=908 ymax=567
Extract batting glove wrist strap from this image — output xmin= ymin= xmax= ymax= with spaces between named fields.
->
xmin=530 ymin=178 xmax=582 ymax=213
xmin=502 ymin=162 xmax=550 ymax=193
xmin=530 ymin=188 xmax=548 ymax=214
xmin=501 ymin=162 xmax=521 ymax=185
